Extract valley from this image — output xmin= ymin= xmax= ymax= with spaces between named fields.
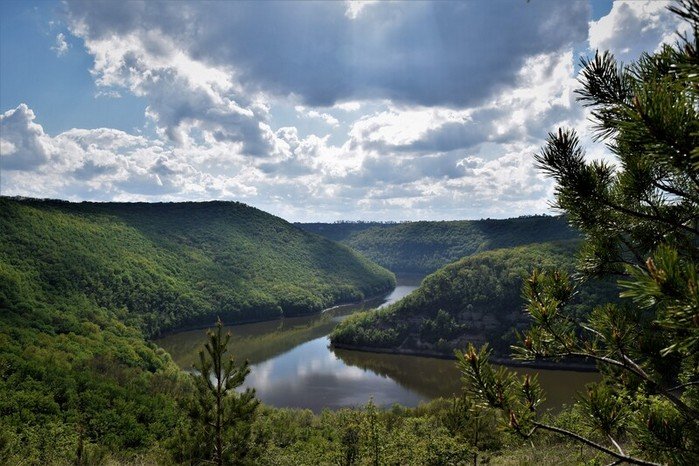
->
xmin=157 ymin=278 xmax=598 ymax=412
xmin=2 ymin=2 xmax=695 ymax=463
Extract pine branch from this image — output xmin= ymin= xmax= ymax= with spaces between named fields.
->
xmin=650 ymin=179 xmax=699 ymax=203
xmin=530 ymin=422 xmax=661 ymax=466
xmin=599 ymin=197 xmax=699 ymax=236
xmin=545 ymin=350 xmax=699 ymax=421
xmin=669 ymin=380 xmax=699 ymax=391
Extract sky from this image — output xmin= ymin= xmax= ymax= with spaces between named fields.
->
xmin=0 ymin=0 xmax=688 ymax=222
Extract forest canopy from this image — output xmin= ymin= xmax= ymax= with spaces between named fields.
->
xmin=0 ymin=198 xmax=395 ymax=337
xmin=330 ymin=240 xmax=618 ymax=357
xmin=299 ymin=215 xmax=579 ymax=275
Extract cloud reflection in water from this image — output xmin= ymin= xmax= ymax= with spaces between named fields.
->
xmin=242 ymin=336 xmax=425 ymax=411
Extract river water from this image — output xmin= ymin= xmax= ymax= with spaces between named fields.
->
xmin=155 ymin=278 xmax=597 ymax=412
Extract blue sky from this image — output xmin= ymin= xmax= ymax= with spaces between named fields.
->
xmin=0 ymin=1 xmax=147 ymax=134
xmin=0 ymin=1 xmax=685 ymax=221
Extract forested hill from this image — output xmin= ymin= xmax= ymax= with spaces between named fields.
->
xmin=0 ymin=197 xmax=395 ymax=337
xmin=0 ymin=197 xmax=395 ymax=459
xmin=331 ymin=240 xmax=618 ymax=358
xmin=297 ymin=215 xmax=579 ymax=275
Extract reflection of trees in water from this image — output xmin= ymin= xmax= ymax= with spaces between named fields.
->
xmin=158 ymin=314 xmax=337 ymax=367
xmin=156 ymin=283 xmax=411 ymax=369
xmin=332 ymin=348 xmax=600 ymax=411
xmin=157 ymin=291 xmax=596 ymax=412
xmin=331 ymin=347 xmax=461 ymax=399
xmin=157 ymin=295 xmax=391 ymax=368
xmin=226 ymin=319 xmax=336 ymax=364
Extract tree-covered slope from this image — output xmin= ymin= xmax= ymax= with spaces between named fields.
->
xmin=0 ymin=197 xmax=394 ymax=460
xmin=298 ymin=215 xmax=579 ymax=275
xmin=0 ymin=197 xmax=395 ymax=336
xmin=331 ymin=240 xmax=617 ymax=357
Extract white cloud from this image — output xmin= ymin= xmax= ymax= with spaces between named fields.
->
xmin=1 ymin=104 xmax=212 ymax=198
xmin=9 ymin=1 xmax=688 ymax=221
xmin=589 ymin=1 xmax=687 ymax=62
xmin=51 ymin=32 xmax=70 ymax=56
xmin=344 ymin=0 xmax=379 ymax=20
xmin=346 ymin=50 xmax=580 ymax=157
xmin=349 ymin=107 xmax=471 ymax=150
xmin=65 ymin=1 xmax=588 ymax=107
xmin=70 ymin=26 xmax=277 ymax=155
xmin=94 ymin=89 xmax=122 ymax=99
xmin=0 ymin=104 xmax=55 ymax=170
xmin=39 ymin=1 xmax=597 ymax=220
xmin=334 ymin=101 xmax=362 ymax=112
xmin=295 ymin=106 xmax=340 ymax=127
xmin=0 ymin=139 xmax=16 ymax=156
xmin=0 ymin=38 xmax=587 ymax=221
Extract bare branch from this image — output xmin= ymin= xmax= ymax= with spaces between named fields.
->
xmin=600 ymin=197 xmax=699 ymax=236
xmin=669 ymin=380 xmax=699 ymax=391
xmin=532 ymin=422 xmax=662 ymax=466
xmin=608 ymin=434 xmax=625 ymax=456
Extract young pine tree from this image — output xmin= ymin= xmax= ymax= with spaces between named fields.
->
xmin=187 ymin=318 xmax=259 ymax=466
xmin=362 ymin=398 xmax=384 ymax=466
xmin=458 ymin=1 xmax=698 ymax=465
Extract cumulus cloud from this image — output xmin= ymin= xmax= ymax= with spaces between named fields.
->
xmin=65 ymin=0 xmax=588 ymax=108
xmin=0 ymin=104 xmax=55 ymax=170
xmin=0 ymin=38 xmax=584 ymax=221
xmin=10 ymin=1 xmax=685 ymax=221
xmin=333 ymin=102 xmax=362 ymax=112
xmin=81 ymin=29 xmax=277 ymax=156
xmin=38 ymin=0 xmax=596 ymax=219
xmin=1 ymin=104 xmax=208 ymax=198
xmin=347 ymin=50 xmax=580 ymax=156
xmin=589 ymin=1 xmax=687 ymax=62
xmin=0 ymin=100 xmax=553 ymax=221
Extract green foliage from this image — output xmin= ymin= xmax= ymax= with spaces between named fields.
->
xmin=248 ymin=398 xmax=488 ymax=465
xmin=420 ymin=309 xmax=465 ymax=343
xmin=457 ymin=344 xmax=544 ymax=427
xmin=620 ymin=245 xmax=699 ymax=356
xmin=0 ymin=198 xmax=395 ymax=336
xmin=331 ymin=241 xmax=617 ymax=356
xmin=180 ymin=320 xmax=258 ymax=465
xmin=0 ymin=198 xmax=393 ymax=463
xmin=300 ymin=215 xmax=579 ymax=275
xmin=576 ymin=383 xmax=628 ymax=439
xmin=361 ymin=399 xmax=383 ymax=466
xmin=459 ymin=4 xmax=699 ymax=464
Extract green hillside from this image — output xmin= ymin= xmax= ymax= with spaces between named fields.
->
xmin=0 ymin=197 xmax=394 ymax=460
xmin=331 ymin=240 xmax=617 ymax=357
xmin=1 ymin=198 xmax=395 ymax=337
xmin=298 ymin=215 xmax=579 ymax=275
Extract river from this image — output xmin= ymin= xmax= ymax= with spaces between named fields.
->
xmin=155 ymin=277 xmax=597 ymax=412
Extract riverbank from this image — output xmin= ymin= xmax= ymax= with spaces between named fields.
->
xmin=158 ymin=279 xmax=598 ymax=412
xmin=152 ymin=287 xmax=397 ymax=339
xmin=331 ymin=343 xmax=598 ymax=372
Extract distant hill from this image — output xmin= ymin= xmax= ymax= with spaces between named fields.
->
xmin=0 ymin=197 xmax=395 ymax=337
xmin=297 ymin=216 xmax=579 ymax=275
xmin=330 ymin=240 xmax=618 ymax=358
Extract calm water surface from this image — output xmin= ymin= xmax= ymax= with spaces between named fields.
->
xmin=156 ymin=277 xmax=597 ymax=412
